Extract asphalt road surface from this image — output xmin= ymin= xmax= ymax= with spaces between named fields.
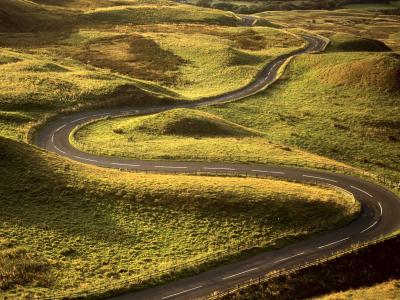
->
xmin=34 ymin=33 xmax=400 ymax=300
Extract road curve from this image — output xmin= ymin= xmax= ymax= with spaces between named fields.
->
xmin=33 ymin=33 xmax=400 ymax=300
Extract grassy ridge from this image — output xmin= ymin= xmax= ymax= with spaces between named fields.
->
xmin=0 ymin=137 xmax=358 ymax=298
xmin=71 ymin=108 xmax=352 ymax=169
xmin=257 ymin=9 xmax=400 ymax=51
xmin=58 ymin=25 xmax=302 ymax=99
xmin=80 ymin=3 xmax=240 ymax=26
xmin=0 ymin=48 xmax=179 ymax=141
xmin=0 ymin=0 xmax=72 ymax=32
xmin=204 ymin=51 xmax=400 ymax=179
xmin=107 ymin=108 xmax=258 ymax=136
xmin=326 ymin=32 xmax=392 ymax=52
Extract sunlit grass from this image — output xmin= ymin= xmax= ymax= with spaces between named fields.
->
xmin=256 ymin=9 xmax=400 ymax=51
xmin=80 ymin=3 xmax=240 ymax=26
xmin=0 ymin=137 xmax=359 ymax=298
xmin=58 ymin=25 xmax=302 ymax=98
xmin=318 ymin=279 xmax=400 ymax=299
xmin=71 ymin=108 xmax=352 ymax=170
xmin=204 ymin=51 xmax=400 ymax=179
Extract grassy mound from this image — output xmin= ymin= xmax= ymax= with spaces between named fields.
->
xmin=204 ymin=51 xmax=400 ymax=179
xmin=327 ymin=33 xmax=392 ymax=52
xmin=0 ymin=137 xmax=358 ymax=298
xmin=71 ymin=108 xmax=351 ymax=170
xmin=80 ymin=4 xmax=240 ymax=26
xmin=0 ymin=48 xmax=178 ymax=141
xmin=117 ymin=108 xmax=257 ymax=137
xmin=58 ymin=26 xmax=302 ymax=98
xmin=319 ymin=53 xmax=400 ymax=92
xmin=0 ymin=0 xmax=69 ymax=32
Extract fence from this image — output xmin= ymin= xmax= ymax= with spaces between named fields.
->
xmin=204 ymin=234 xmax=395 ymax=299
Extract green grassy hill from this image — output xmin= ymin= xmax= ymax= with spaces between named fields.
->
xmin=0 ymin=137 xmax=358 ymax=298
xmin=204 ymin=51 xmax=400 ymax=180
xmin=71 ymin=108 xmax=352 ymax=171
xmin=0 ymin=48 xmax=178 ymax=141
xmin=114 ymin=108 xmax=258 ymax=136
xmin=80 ymin=3 xmax=240 ymax=26
xmin=319 ymin=52 xmax=400 ymax=92
xmin=327 ymin=32 xmax=392 ymax=52
xmin=0 ymin=0 xmax=70 ymax=32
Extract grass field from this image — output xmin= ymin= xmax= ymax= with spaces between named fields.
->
xmin=326 ymin=32 xmax=392 ymax=52
xmin=1 ymin=0 xmax=399 ymax=298
xmin=59 ymin=25 xmax=302 ymax=99
xmin=71 ymin=108 xmax=353 ymax=170
xmin=318 ymin=279 xmax=400 ymax=299
xmin=70 ymin=33 xmax=399 ymax=178
xmin=342 ymin=1 xmax=400 ymax=10
xmin=0 ymin=0 xmax=304 ymax=142
xmin=0 ymin=137 xmax=358 ymax=298
xmin=257 ymin=9 xmax=400 ymax=52
xmin=80 ymin=3 xmax=240 ymax=26
xmin=203 ymin=51 xmax=400 ymax=179
xmin=0 ymin=48 xmax=180 ymax=142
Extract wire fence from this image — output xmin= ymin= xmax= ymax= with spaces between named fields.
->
xmin=27 ymin=163 xmax=399 ymax=300
xmin=204 ymin=234 xmax=395 ymax=300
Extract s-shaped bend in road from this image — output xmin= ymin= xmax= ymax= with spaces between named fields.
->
xmin=33 ymin=31 xmax=400 ymax=300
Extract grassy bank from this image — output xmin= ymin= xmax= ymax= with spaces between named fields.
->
xmin=70 ymin=108 xmax=352 ymax=170
xmin=318 ymin=279 xmax=400 ymax=299
xmin=59 ymin=25 xmax=302 ymax=99
xmin=257 ymin=9 xmax=400 ymax=51
xmin=0 ymin=0 xmax=304 ymax=142
xmin=0 ymin=137 xmax=358 ymax=298
xmin=0 ymin=48 xmax=179 ymax=142
xmin=203 ymin=51 xmax=400 ymax=180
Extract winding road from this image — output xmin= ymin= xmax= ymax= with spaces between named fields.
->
xmin=33 ymin=33 xmax=400 ymax=300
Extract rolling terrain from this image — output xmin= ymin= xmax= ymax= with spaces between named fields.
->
xmin=205 ymin=48 xmax=400 ymax=180
xmin=0 ymin=136 xmax=360 ymax=299
xmin=34 ymin=25 xmax=400 ymax=300
xmin=0 ymin=0 xmax=400 ymax=299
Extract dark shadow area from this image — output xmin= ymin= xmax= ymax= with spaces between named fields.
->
xmin=222 ymin=235 xmax=400 ymax=299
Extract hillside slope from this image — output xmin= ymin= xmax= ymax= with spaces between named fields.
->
xmin=327 ymin=33 xmax=392 ymax=52
xmin=0 ymin=0 xmax=70 ymax=32
xmin=205 ymin=51 xmax=400 ymax=179
xmin=115 ymin=108 xmax=258 ymax=137
xmin=0 ymin=137 xmax=357 ymax=298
